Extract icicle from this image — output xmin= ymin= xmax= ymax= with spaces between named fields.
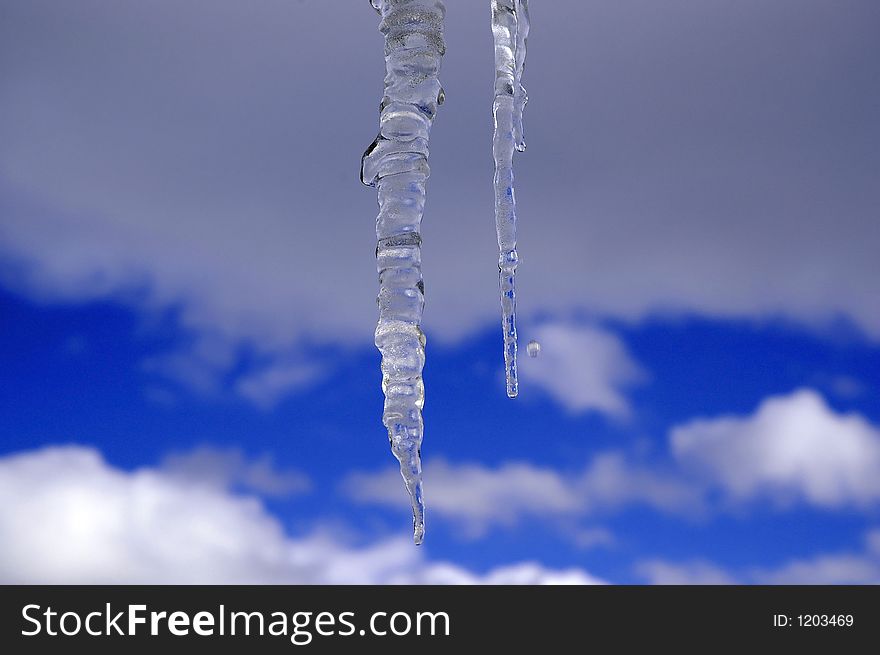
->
xmin=492 ymin=0 xmax=530 ymax=399
xmin=361 ymin=0 xmax=446 ymax=545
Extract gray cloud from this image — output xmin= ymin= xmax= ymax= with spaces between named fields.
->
xmin=1 ymin=0 xmax=877 ymax=397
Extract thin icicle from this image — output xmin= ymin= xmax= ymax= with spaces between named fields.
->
xmin=361 ymin=0 xmax=446 ymax=545
xmin=492 ymin=0 xmax=530 ymax=399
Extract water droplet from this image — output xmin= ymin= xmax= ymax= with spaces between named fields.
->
xmin=527 ymin=340 xmax=541 ymax=358
xmin=437 ymin=87 xmax=446 ymax=105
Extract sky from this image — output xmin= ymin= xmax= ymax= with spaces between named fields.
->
xmin=0 ymin=0 xmax=879 ymax=584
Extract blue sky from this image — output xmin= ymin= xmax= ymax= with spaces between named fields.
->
xmin=1 ymin=0 xmax=879 ymax=583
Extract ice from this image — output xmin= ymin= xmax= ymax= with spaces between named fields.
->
xmin=491 ymin=0 xmax=530 ymax=398
xmin=361 ymin=0 xmax=446 ymax=545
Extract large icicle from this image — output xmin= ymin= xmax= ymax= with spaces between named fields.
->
xmin=491 ymin=0 xmax=530 ymax=398
xmin=361 ymin=0 xmax=446 ymax=545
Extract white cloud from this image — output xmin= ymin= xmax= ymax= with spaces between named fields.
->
xmin=345 ymin=459 xmax=582 ymax=537
xmin=0 ymin=446 xmax=604 ymax=584
xmin=159 ymin=446 xmax=311 ymax=498
xmin=141 ymin=334 xmax=237 ymax=397
xmin=343 ymin=454 xmax=699 ymax=537
xmin=638 ymin=530 xmax=880 ymax=585
xmin=519 ymin=323 xmax=646 ymax=417
xmin=460 ymin=563 xmax=601 ymax=586
xmin=756 ymin=553 xmax=880 ymax=585
xmin=671 ymin=389 xmax=880 ymax=508
xmin=752 ymin=528 xmax=880 ymax=584
xmin=346 ymin=390 xmax=880 ymax=535
xmin=566 ymin=527 xmax=617 ymax=550
xmin=635 ymin=560 xmax=738 ymax=585
xmin=578 ymin=452 xmax=701 ymax=515
xmin=142 ymin=340 xmax=325 ymax=406
xmin=234 ymin=360 xmax=323 ymax=409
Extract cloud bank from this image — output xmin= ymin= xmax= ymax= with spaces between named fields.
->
xmin=1 ymin=0 xmax=877 ymax=403
xmin=347 ymin=390 xmax=880 ymax=534
xmin=0 ymin=446 xmax=603 ymax=584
